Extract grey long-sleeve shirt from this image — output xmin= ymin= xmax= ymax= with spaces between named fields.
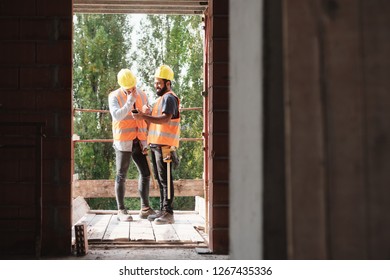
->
xmin=108 ymin=88 xmax=147 ymax=151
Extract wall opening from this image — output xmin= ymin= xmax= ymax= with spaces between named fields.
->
xmin=71 ymin=1 xmax=210 ymax=250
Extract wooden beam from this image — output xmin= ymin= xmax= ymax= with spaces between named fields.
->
xmin=73 ymin=0 xmax=208 ymax=14
xmin=72 ymin=179 xmax=204 ymax=198
xmin=74 ymin=9 xmax=205 ymax=15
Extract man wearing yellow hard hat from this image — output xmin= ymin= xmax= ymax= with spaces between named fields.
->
xmin=132 ymin=65 xmax=180 ymax=224
xmin=108 ymin=69 xmax=156 ymax=222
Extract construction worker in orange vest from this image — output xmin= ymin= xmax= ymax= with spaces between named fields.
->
xmin=108 ymin=69 xmax=156 ymax=222
xmin=132 ymin=65 xmax=180 ymax=224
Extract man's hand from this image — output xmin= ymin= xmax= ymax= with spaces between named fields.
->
xmin=142 ymin=105 xmax=151 ymax=114
xmin=132 ymin=110 xmax=144 ymax=120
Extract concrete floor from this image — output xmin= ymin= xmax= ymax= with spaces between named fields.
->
xmin=51 ymin=247 xmax=229 ymax=260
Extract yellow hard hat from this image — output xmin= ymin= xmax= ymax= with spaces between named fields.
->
xmin=154 ymin=65 xmax=174 ymax=81
xmin=117 ymin=69 xmax=136 ymax=89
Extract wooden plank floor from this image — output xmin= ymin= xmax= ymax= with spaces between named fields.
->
xmin=73 ymin=211 xmax=207 ymax=247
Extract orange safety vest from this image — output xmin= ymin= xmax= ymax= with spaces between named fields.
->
xmin=110 ymin=88 xmax=149 ymax=142
xmin=147 ymin=91 xmax=180 ymax=147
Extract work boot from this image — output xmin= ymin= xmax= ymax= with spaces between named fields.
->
xmin=117 ymin=209 xmax=133 ymax=222
xmin=154 ymin=211 xmax=175 ymax=225
xmin=139 ymin=207 xmax=156 ymax=219
xmin=147 ymin=210 xmax=163 ymax=221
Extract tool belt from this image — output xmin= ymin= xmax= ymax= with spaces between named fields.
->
xmin=161 ymin=145 xmax=180 ymax=169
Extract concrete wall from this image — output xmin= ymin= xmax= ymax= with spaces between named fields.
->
xmin=229 ymin=0 xmax=263 ymax=259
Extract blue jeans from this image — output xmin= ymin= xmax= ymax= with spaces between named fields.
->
xmin=150 ymin=145 xmax=174 ymax=214
xmin=114 ymin=139 xmax=151 ymax=210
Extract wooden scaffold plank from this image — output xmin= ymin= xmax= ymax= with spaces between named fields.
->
xmin=130 ymin=217 xmax=155 ymax=241
xmin=102 ymin=215 xmax=130 ymax=241
xmin=87 ymin=214 xmax=112 ymax=241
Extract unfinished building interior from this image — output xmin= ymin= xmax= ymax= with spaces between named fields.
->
xmin=1 ymin=0 xmax=390 ymax=259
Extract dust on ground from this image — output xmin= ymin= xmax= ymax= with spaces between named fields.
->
xmin=52 ymin=247 xmax=229 ymax=260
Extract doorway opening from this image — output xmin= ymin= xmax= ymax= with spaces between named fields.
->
xmin=71 ymin=0 xmax=210 ymax=249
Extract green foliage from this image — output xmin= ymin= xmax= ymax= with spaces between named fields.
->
xmin=73 ymin=14 xmax=204 ymax=210
xmin=73 ymin=14 xmax=133 ymax=179
xmin=86 ymin=197 xmax=195 ymax=211
xmin=132 ymin=15 xmax=204 ymax=179
xmin=73 ymin=14 xmax=204 ymax=180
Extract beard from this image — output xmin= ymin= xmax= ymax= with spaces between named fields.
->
xmin=156 ymin=83 xmax=168 ymax=96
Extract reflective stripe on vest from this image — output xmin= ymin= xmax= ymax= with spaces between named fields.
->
xmin=110 ymin=88 xmax=149 ymax=141
xmin=147 ymin=91 xmax=180 ymax=147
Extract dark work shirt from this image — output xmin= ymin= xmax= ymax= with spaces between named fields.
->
xmin=161 ymin=92 xmax=179 ymax=119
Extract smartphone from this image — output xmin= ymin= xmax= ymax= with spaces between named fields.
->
xmin=132 ymin=109 xmax=139 ymax=114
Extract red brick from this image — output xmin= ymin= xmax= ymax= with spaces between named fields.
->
xmin=37 ymin=41 xmax=71 ymax=64
xmin=211 ymin=157 xmax=229 ymax=181
xmin=209 ymin=62 xmax=228 ymax=87
xmin=210 ymin=86 xmax=229 ymax=110
xmin=58 ymin=112 xmax=73 ymax=136
xmin=0 ymin=232 xmax=36 ymax=255
xmin=0 ymin=67 xmax=19 ymax=89
xmin=43 ymin=183 xmax=71 ymax=206
xmin=0 ymin=42 xmax=35 ymax=64
xmin=37 ymin=0 xmax=72 ymax=16
xmin=18 ymin=207 xmax=36 ymax=220
xmin=43 ymin=137 xmax=72 ymax=160
xmin=19 ymin=111 xmax=71 ymax=138
xmin=0 ymin=160 xmax=19 ymax=181
xmin=0 ymin=19 xmax=19 ymax=40
xmin=0 ymin=90 xmax=36 ymax=110
xmin=59 ymin=18 xmax=72 ymax=40
xmin=42 ymin=159 xmax=72 ymax=186
xmin=210 ymin=205 xmax=229 ymax=228
xmin=211 ymin=110 xmax=229 ymax=134
xmin=209 ymin=228 xmax=229 ymax=254
xmin=211 ymin=38 xmax=229 ymax=63
xmin=41 ymin=206 xmax=71 ymax=255
xmin=20 ymin=66 xmax=53 ymax=89
xmin=19 ymin=159 xmax=38 ymax=182
xmin=58 ymin=65 xmax=72 ymax=89
xmin=0 ymin=144 xmax=35 ymax=160
xmin=1 ymin=183 xmax=36 ymax=206
xmin=212 ymin=16 xmax=229 ymax=38
xmin=36 ymin=89 xmax=71 ymax=110
xmin=0 ymin=0 xmax=37 ymax=16
xmin=20 ymin=18 xmax=54 ymax=40
xmin=211 ymin=0 xmax=229 ymax=16
xmin=0 ymin=219 xmax=19 ymax=230
xmin=211 ymin=182 xmax=229 ymax=204
xmin=211 ymin=133 xmax=229 ymax=157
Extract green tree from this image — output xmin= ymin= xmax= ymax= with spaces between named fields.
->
xmin=132 ymin=15 xmax=204 ymax=179
xmin=73 ymin=14 xmax=137 ymax=180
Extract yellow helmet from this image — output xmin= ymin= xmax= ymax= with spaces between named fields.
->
xmin=154 ymin=65 xmax=174 ymax=81
xmin=117 ymin=69 xmax=136 ymax=89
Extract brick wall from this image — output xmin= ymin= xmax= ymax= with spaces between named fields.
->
xmin=0 ymin=0 xmax=73 ymax=257
xmin=207 ymin=0 xmax=229 ymax=254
